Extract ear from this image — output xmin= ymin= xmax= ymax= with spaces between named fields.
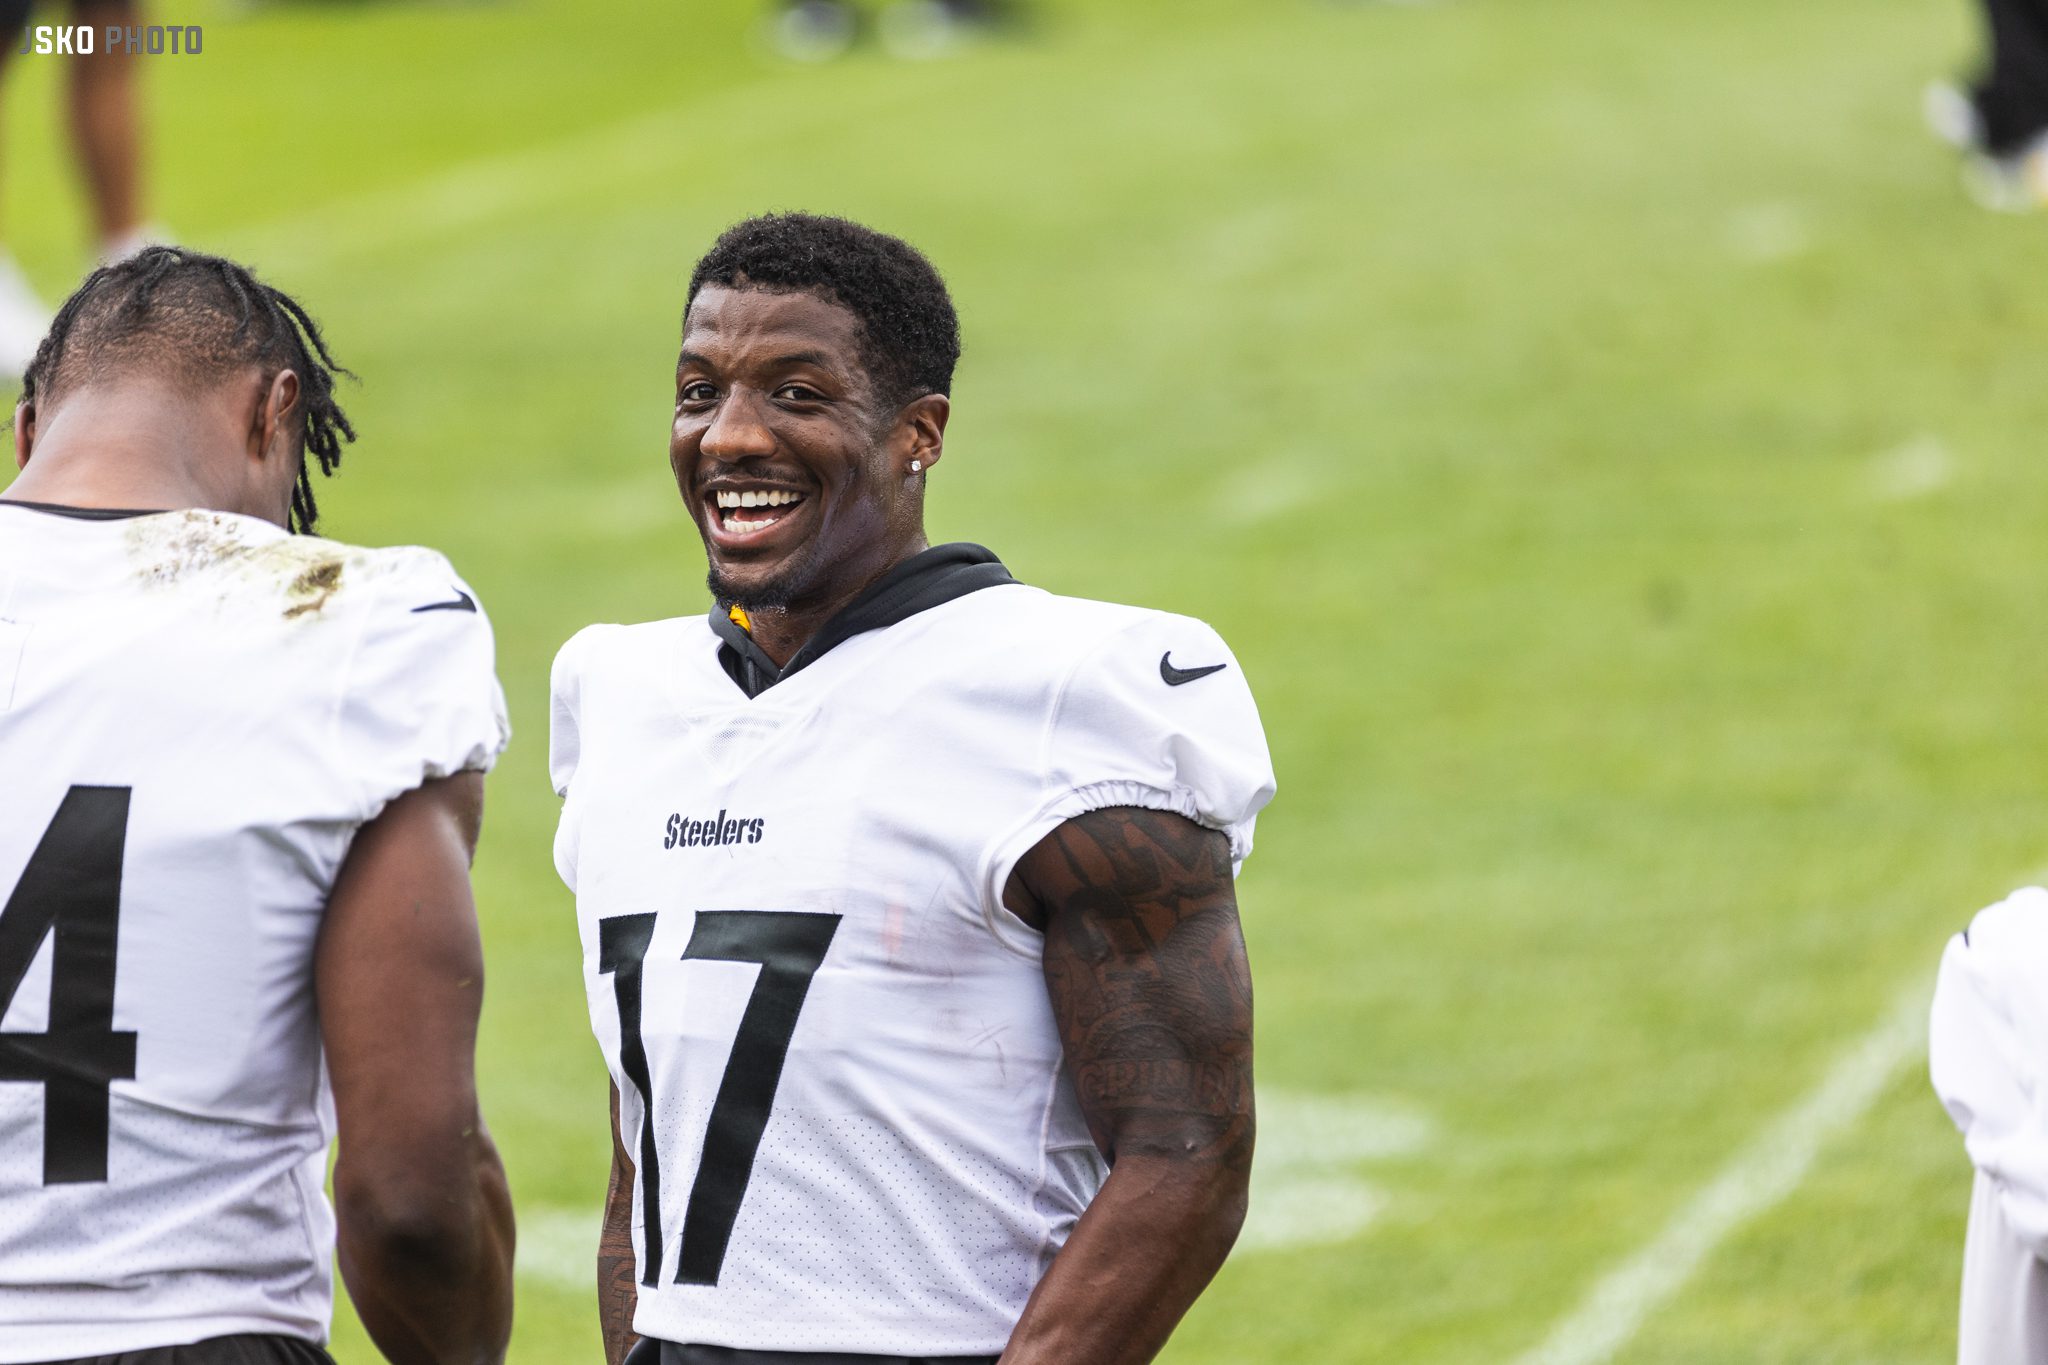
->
xmin=12 ymin=402 xmax=32 ymax=470
xmin=896 ymin=393 xmax=949 ymax=475
xmin=249 ymin=368 xmax=301 ymax=463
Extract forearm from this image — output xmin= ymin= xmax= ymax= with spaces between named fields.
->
xmin=337 ymin=1132 xmax=516 ymax=1365
xmin=321 ymin=774 xmax=512 ymax=1363
xmin=1000 ymin=1157 xmax=1247 ymax=1365
xmin=599 ymin=1158 xmax=642 ymax=1365
xmin=1008 ymin=807 xmax=1258 ymax=1365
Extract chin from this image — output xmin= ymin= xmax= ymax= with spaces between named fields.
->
xmin=707 ymin=563 xmax=801 ymax=612
xmin=708 ymin=534 xmax=832 ymax=612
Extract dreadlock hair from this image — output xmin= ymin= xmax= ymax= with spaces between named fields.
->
xmin=20 ymin=245 xmax=356 ymax=534
xmin=686 ymin=213 xmax=961 ymax=411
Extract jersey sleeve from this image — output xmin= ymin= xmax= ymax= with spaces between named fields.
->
xmin=336 ymin=551 xmax=510 ymax=823
xmin=550 ymin=624 xmax=619 ymax=896
xmin=983 ymin=612 xmax=1276 ymax=920
xmin=549 ymin=626 xmax=597 ymax=800
xmin=1931 ymin=887 xmax=2048 ymax=1257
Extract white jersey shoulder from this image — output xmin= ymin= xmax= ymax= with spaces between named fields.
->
xmin=553 ymin=585 xmax=1272 ymax=869
xmin=550 ymin=580 xmax=1272 ymax=1355
xmin=1933 ymin=886 xmax=2048 ymax=1254
xmin=1932 ymin=889 xmax=2048 ymax=1360
xmin=0 ymin=505 xmax=509 ymax=1359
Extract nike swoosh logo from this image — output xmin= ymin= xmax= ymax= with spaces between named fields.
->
xmin=1160 ymin=652 xmax=1227 ymax=686
xmin=411 ymin=588 xmax=477 ymax=614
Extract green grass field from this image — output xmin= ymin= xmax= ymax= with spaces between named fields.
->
xmin=4 ymin=0 xmax=2042 ymax=1358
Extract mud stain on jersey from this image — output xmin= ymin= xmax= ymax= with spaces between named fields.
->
xmin=283 ymin=559 xmax=344 ymax=619
xmin=122 ymin=511 xmax=366 ymax=621
xmin=125 ymin=511 xmax=244 ymax=588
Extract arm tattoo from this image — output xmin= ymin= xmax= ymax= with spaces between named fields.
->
xmin=1020 ymin=806 xmax=1255 ymax=1174
xmin=598 ymin=1203 xmax=637 ymax=1365
xmin=599 ymin=1088 xmax=640 ymax=1365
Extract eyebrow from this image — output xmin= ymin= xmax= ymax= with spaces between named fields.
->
xmin=676 ymin=350 xmax=840 ymax=372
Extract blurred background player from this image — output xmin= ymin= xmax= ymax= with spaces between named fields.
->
xmin=1930 ymin=888 xmax=2048 ymax=1362
xmin=0 ymin=247 xmax=513 ymax=1365
xmin=768 ymin=0 xmax=1024 ymax=62
xmin=0 ymin=0 xmax=153 ymax=373
xmin=1927 ymin=0 xmax=2048 ymax=209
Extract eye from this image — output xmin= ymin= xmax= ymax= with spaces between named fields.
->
xmin=776 ymin=383 xmax=824 ymax=403
xmin=678 ymin=381 xmax=718 ymax=404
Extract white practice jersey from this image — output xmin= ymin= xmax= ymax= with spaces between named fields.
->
xmin=551 ymin=579 xmax=1275 ymax=1356
xmin=0 ymin=504 xmax=508 ymax=1359
xmin=1931 ymin=887 xmax=2048 ymax=1364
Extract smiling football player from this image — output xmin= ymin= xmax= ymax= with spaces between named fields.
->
xmin=550 ymin=213 xmax=1277 ymax=1365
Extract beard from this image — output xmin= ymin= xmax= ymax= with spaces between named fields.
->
xmin=706 ymin=535 xmax=829 ymax=612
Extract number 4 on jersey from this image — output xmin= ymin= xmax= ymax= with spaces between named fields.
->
xmin=0 ymin=786 xmax=137 ymax=1184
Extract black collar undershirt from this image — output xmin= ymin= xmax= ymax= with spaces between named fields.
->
xmin=708 ymin=543 xmax=1017 ymax=699
xmin=0 ymin=499 xmax=161 ymax=521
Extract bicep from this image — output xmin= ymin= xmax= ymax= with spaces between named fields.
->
xmin=1012 ymin=805 xmax=1255 ymax=1171
xmin=318 ymin=772 xmax=489 ymax=1147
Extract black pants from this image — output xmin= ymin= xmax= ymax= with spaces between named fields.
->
xmin=34 ymin=1336 xmax=335 ymax=1365
xmin=1975 ymin=0 xmax=2048 ymax=152
xmin=628 ymin=1342 xmax=998 ymax=1365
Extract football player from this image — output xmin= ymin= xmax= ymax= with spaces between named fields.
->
xmin=0 ymin=247 xmax=515 ymax=1364
xmin=551 ymin=214 xmax=1276 ymax=1365
xmin=1932 ymin=887 xmax=2048 ymax=1362
xmin=0 ymin=0 xmax=157 ymax=372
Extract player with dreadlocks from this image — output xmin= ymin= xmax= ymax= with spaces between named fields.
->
xmin=15 ymin=245 xmax=355 ymax=533
xmin=0 ymin=247 xmax=517 ymax=1365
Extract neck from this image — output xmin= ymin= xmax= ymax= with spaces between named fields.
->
xmin=743 ymin=534 xmax=929 ymax=668
xmin=2 ymin=387 xmax=269 ymax=522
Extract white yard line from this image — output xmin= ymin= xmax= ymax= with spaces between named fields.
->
xmin=1510 ymin=980 xmax=1931 ymax=1365
xmin=515 ymin=1090 xmax=1437 ymax=1286
xmin=1870 ymin=435 xmax=1955 ymax=502
xmin=215 ymin=106 xmax=692 ymax=274
xmin=1240 ymin=1089 xmax=1434 ymax=1253
xmin=516 ymin=1206 xmax=600 ymax=1289
xmin=208 ymin=74 xmax=914 ymax=277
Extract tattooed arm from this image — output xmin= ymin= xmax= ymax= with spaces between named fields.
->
xmin=998 ymin=805 xmax=1255 ymax=1365
xmin=600 ymin=1083 xmax=642 ymax=1365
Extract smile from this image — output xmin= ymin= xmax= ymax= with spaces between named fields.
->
xmin=701 ymin=484 xmax=811 ymax=543
xmin=714 ymin=488 xmax=804 ymax=533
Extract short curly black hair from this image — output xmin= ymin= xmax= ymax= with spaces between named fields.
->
xmin=685 ymin=213 xmax=961 ymax=409
xmin=23 ymin=245 xmax=355 ymax=534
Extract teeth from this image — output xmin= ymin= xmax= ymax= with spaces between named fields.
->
xmin=722 ymin=516 xmax=776 ymax=533
xmin=715 ymin=489 xmax=801 ymax=509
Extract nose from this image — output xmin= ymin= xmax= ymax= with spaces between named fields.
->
xmin=699 ymin=388 xmax=777 ymax=462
